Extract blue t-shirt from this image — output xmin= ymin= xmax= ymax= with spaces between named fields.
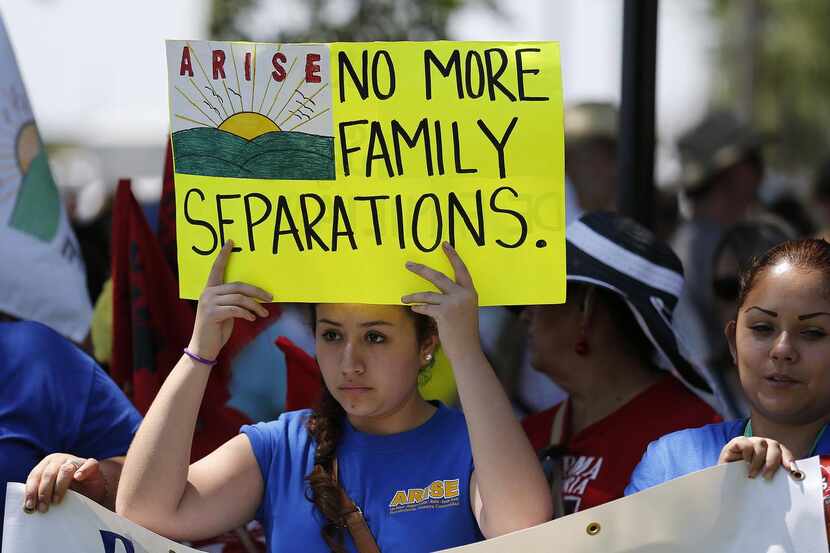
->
xmin=0 ymin=321 xmax=142 ymax=543
xmin=242 ymin=403 xmax=483 ymax=553
xmin=625 ymin=419 xmax=830 ymax=495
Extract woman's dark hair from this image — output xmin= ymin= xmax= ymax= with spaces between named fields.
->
xmin=304 ymin=304 xmax=437 ymax=553
xmin=738 ymin=238 xmax=830 ymax=310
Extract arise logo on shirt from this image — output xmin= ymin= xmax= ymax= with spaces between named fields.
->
xmin=388 ymin=479 xmax=461 ymax=514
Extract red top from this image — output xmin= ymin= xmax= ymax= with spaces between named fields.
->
xmin=522 ymin=375 xmax=721 ymax=515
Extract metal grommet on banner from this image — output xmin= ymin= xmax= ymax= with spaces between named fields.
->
xmin=787 ymin=461 xmax=806 ymax=481
xmin=586 ymin=522 xmax=601 ymax=536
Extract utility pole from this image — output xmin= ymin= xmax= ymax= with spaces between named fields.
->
xmin=618 ymin=0 xmax=659 ymax=229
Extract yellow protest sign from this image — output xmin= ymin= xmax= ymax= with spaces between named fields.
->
xmin=166 ymin=41 xmax=565 ymax=305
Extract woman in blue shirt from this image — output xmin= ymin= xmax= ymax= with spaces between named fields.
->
xmin=627 ymin=238 xmax=830 ymax=495
xmin=1 ymin=320 xmax=141 ymax=544
xmin=116 ymin=240 xmax=551 ymax=552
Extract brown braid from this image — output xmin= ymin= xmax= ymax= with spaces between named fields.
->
xmin=306 ymin=385 xmax=348 ymax=553
xmin=304 ymin=304 xmax=437 ymax=552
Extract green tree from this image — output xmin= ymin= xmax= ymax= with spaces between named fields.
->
xmin=209 ymin=0 xmax=257 ymax=40
xmin=209 ymin=0 xmax=500 ymax=43
xmin=712 ymin=0 xmax=830 ymax=169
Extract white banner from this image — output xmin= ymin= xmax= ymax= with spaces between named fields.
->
xmin=3 ymin=483 xmax=202 ymax=553
xmin=440 ymin=456 xmax=829 ymax=552
xmin=0 ymin=10 xmax=91 ymax=342
xmin=4 ymin=458 xmax=828 ymax=552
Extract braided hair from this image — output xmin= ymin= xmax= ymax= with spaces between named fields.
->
xmin=306 ymin=386 xmax=349 ymax=552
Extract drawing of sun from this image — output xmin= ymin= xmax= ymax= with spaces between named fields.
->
xmin=16 ymin=122 xmax=39 ymax=173
xmin=218 ymin=112 xmax=280 ymax=140
xmin=170 ymin=41 xmax=334 ymax=180
xmin=0 ymin=81 xmax=61 ymax=243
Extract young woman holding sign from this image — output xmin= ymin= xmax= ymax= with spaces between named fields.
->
xmin=116 ymin=240 xmax=551 ymax=552
xmin=626 ymin=238 xmax=830 ymax=494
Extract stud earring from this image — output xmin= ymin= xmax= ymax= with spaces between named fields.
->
xmin=425 ymin=353 xmax=433 ymax=363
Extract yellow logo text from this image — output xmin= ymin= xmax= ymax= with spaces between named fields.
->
xmin=389 ymin=479 xmax=460 ymax=507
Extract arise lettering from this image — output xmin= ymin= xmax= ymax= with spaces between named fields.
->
xmin=179 ymin=46 xmax=322 ymax=84
xmin=389 ymin=479 xmax=460 ymax=507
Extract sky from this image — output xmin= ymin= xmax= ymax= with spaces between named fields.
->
xmin=0 ymin=0 xmax=717 ymax=158
xmin=0 ymin=0 xmax=209 ymax=146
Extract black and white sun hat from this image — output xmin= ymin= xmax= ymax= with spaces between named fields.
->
xmin=566 ymin=212 xmax=717 ymax=401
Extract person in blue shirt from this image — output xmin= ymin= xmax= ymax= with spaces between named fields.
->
xmin=0 ymin=320 xmax=141 ymax=544
xmin=116 ymin=240 xmax=551 ymax=553
xmin=626 ymin=238 xmax=830 ymax=495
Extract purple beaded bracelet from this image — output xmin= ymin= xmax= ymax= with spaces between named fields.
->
xmin=183 ymin=348 xmax=218 ymax=366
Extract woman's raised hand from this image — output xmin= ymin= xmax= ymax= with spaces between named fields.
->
xmin=402 ymin=242 xmax=479 ymax=357
xmin=718 ymin=436 xmax=797 ymax=480
xmin=188 ymin=240 xmax=272 ymax=361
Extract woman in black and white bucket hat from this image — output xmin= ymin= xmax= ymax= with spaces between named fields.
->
xmin=522 ymin=211 xmax=723 ymax=518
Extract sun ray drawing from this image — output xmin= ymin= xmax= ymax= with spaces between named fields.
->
xmin=258 ymin=45 xmax=282 ymax=113
xmin=168 ymin=41 xmax=334 ymax=181
xmin=266 ymin=56 xmax=298 ymax=118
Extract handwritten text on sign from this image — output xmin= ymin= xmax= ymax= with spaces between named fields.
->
xmin=167 ymin=41 xmax=565 ymax=305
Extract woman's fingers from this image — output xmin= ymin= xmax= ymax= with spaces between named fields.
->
xmin=215 ymin=305 xmax=258 ymax=322
xmin=443 ymin=242 xmax=474 ymax=288
xmin=215 ymin=293 xmax=270 ymax=317
xmin=206 ymin=240 xmax=233 ymax=287
xmin=23 ymin=456 xmax=103 ymax=510
xmin=73 ymin=458 xmax=99 ymax=481
xmin=401 ymin=292 xmax=444 ymax=305
xmin=781 ymin=446 xmax=797 ymax=473
xmin=213 ymin=282 xmax=273 ymax=303
xmin=410 ymin=303 xmax=438 ymax=318
xmin=718 ymin=438 xmax=743 ymax=464
xmin=406 ymin=261 xmax=456 ymax=293
xmin=23 ymin=457 xmax=50 ymax=512
xmin=762 ymin=442 xmax=782 ymax=480
xmin=725 ymin=442 xmax=745 ymax=463
xmin=719 ymin=437 xmax=798 ymax=481
xmin=36 ymin=459 xmax=61 ymax=512
xmin=52 ymin=459 xmax=85 ymax=504
xmin=739 ymin=439 xmax=754 ymax=464
xmin=747 ymin=440 xmax=768 ymax=478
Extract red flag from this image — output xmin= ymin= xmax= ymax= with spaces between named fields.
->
xmin=111 ymin=179 xmax=248 ymax=460
xmin=157 ymin=140 xmax=178 ymax=275
xmin=276 ymin=336 xmax=321 ymax=411
xmin=158 ymin=138 xmax=283 ymax=372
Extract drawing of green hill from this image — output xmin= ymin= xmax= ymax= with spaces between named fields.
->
xmin=9 ymin=149 xmax=60 ymax=242
xmin=172 ymin=127 xmax=334 ymax=180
